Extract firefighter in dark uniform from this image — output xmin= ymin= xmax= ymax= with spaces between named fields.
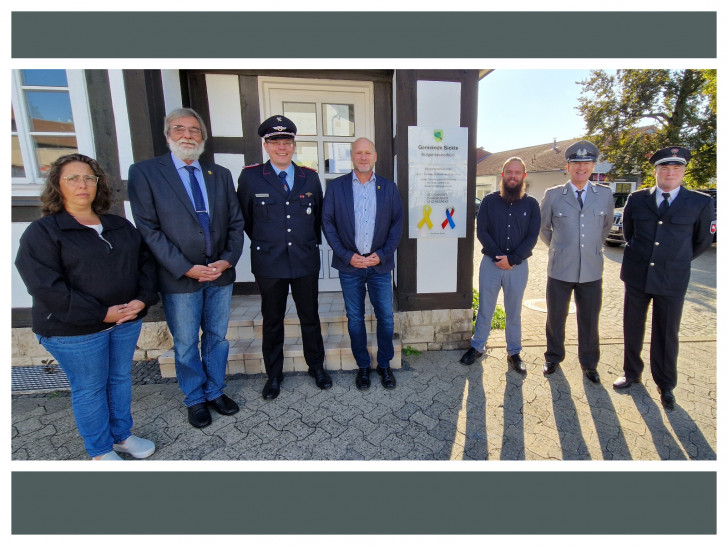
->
xmin=237 ymin=115 xmax=332 ymax=400
xmin=613 ymin=146 xmax=715 ymax=410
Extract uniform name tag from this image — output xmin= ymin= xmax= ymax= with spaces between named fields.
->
xmin=255 ymin=193 xmax=269 ymax=197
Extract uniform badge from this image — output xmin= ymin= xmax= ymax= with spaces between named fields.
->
xmin=710 ymin=220 xmax=717 ymax=234
xmin=306 ymin=207 xmax=312 ymax=215
xmin=305 ymin=192 xmax=312 ymax=197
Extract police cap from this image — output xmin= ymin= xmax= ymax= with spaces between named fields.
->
xmin=258 ymin=115 xmax=297 ymax=140
xmin=564 ymin=140 xmax=599 ymax=162
xmin=649 ymin=146 xmax=691 ymax=166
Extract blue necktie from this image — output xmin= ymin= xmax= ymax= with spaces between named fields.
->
xmin=184 ymin=165 xmax=212 ymax=257
xmin=576 ymin=189 xmax=584 ymax=209
xmin=659 ymin=192 xmax=670 ymax=216
xmin=279 ymin=171 xmax=290 ymax=196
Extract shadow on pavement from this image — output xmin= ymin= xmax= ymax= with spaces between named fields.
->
xmin=665 ymin=405 xmax=716 ymax=460
xmin=462 ymin=358 xmax=489 ymax=459
xmin=500 ymin=369 xmax=525 ymax=460
xmin=547 ymin=366 xmax=591 ymax=460
xmin=583 ymin=378 xmax=632 ymax=460
xmin=620 ymin=385 xmax=687 ymax=460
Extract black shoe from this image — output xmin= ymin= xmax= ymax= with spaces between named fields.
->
xmin=309 ymin=368 xmax=333 ymax=389
xmin=507 ymin=353 xmax=526 ymax=374
xmin=543 ymin=361 xmax=558 ymax=375
xmin=459 ymin=347 xmax=483 ymax=365
xmin=207 ymin=394 xmax=239 ymax=416
xmin=658 ymin=387 xmax=676 ymax=410
xmin=582 ymin=368 xmax=601 ymax=384
xmin=613 ymin=376 xmax=641 ymax=389
xmin=187 ymin=403 xmax=212 ymax=428
xmin=377 ymin=366 xmax=397 ymax=389
xmin=355 ymin=367 xmax=371 ymax=390
xmin=262 ymin=375 xmax=283 ymax=400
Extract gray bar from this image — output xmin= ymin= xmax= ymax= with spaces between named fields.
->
xmin=12 ymin=471 xmax=716 ymax=534
xmin=12 ymin=12 xmax=716 ymax=58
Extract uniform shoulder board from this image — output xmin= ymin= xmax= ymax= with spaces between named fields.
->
xmin=300 ymin=165 xmax=318 ymax=173
xmin=244 ymin=163 xmax=261 ymax=169
xmin=596 ymin=182 xmax=611 ymax=189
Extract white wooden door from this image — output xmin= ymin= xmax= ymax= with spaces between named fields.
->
xmin=259 ymin=77 xmax=375 ymax=291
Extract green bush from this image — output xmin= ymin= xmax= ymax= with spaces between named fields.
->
xmin=472 ymin=288 xmax=506 ymax=331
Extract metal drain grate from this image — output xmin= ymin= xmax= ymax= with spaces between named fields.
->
xmin=12 ymin=366 xmax=70 ymax=394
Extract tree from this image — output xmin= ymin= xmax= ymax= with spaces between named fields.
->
xmin=577 ymin=69 xmax=716 ymax=188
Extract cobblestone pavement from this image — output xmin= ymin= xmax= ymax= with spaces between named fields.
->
xmin=11 ymin=242 xmax=716 ymax=461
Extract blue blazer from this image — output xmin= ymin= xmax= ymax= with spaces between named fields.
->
xmin=322 ymin=172 xmax=403 ymax=274
xmin=128 ymin=153 xmax=245 ymax=293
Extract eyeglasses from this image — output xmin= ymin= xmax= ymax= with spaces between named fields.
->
xmin=62 ymin=174 xmax=99 ymax=186
xmin=265 ymin=139 xmax=295 ymax=147
xmin=171 ymin=125 xmax=203 ymax=136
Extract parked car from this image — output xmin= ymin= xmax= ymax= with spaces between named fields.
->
xmin=605 ymin=207 xmax=626 ymax=246
xmin=474 ymin=197 xmax=481 ymax=219
xmin=605 ymin=188 xmax=717 ymax=247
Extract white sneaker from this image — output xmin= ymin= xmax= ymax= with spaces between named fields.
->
xmin=94 ymin=451 xmax=123 ymax=460
xmin=113 ymin=435 xmax=156 ymax=459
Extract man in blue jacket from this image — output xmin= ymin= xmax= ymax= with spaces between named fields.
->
xmin=613 ymin=146 xmax=715 ymax=410
xmin=322 ymin=138 xmax=403 ymax=389
xmin=128 ymin=108 xmax=244 ymax=428
xmin=237 ymin=116 xmax=332 ymax=400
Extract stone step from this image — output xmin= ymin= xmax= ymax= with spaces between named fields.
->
xmin=158 ymin=333 xmax=402 ymax=378
xmin=225 ymin=294 xmax=401 ymax=340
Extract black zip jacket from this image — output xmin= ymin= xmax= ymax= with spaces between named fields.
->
xmin=15 ymin=210 xmax=159 ymax=337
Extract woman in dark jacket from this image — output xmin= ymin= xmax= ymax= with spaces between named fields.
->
xmin=15 ymin=154 xmax=159 ymax=460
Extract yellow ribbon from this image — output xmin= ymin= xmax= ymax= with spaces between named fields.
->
xmin=417 ymin=205 xmax=433 ymax=230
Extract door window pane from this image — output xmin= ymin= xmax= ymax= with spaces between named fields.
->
xmin=323 ymin=103 xmax=354 ymax=137
xmin=12 ymin=136 xmax=25 ymax=177
xmin=324 ymin=142 xmax=352 ymax=173
xmin=293 ymin=142 xmax=318 ymax=171
xmin=283 ymin=102 xmax=317 ymax=136
xmin=21 ymin=69 xmax=68 ymax=87
xmin=24 ymin=91 xmax=74 ymax=132
xmin=33 ymin=136 xmax=78 ymax=176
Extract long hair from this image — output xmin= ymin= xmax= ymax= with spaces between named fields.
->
xmin=40 ymin=153 xmax=113 ymax=216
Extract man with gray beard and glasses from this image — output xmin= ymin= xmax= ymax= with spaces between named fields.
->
xmin=128 ymin=108 xmax=245 ymax=429
xmin=459 ymin=157 xmax=540 ymax=372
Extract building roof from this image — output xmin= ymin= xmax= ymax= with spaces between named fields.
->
xmin=476 ymin=147 xmax=490 ymax=162
xmin=476 ymin=137 xmax=586 ymax=176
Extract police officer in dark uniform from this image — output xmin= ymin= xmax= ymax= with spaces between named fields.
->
xmin=613 ymin=146 xmax=715 ymax=410
xmin=237 ymin=115 xmax=332 ymax=400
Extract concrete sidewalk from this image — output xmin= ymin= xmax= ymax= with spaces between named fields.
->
xmin=11 ymin=243 xmax=717 ymax=461
xmin=11 ymin=338 xmax=716 ymax=461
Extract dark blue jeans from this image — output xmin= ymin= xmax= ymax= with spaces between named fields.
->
xmin=161 ymin=283 xmax=233 ymax=407
xmin=339 ymin=269 xmax=394 ymax=369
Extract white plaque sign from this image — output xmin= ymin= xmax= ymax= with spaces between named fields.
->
xmin=408 ymin=126 xmax=468 ymax=238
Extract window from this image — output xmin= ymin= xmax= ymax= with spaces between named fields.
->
xmin=11 ymin=69 xmax=94 ymax=192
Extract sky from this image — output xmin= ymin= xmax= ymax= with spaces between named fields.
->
xmin=477 ymin=69 xmax=614 ymax=153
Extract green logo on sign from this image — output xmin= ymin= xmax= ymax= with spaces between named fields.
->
xmin=433 ymin=129 xmax=444 ymax=142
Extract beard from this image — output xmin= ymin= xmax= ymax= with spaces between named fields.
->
xmin=500 ymin=177 xmax=525 ymax=204
xmin=168 ymin=137 xmax=205 ymax=162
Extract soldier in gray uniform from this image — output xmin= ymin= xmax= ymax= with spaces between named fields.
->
xmin=237 ymin=115 xmax=332 ymax=400
xmin=539 ymin=140 xmax=613 ymax=383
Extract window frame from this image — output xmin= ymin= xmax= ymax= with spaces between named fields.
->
xmin=11 ymin=69 xmax=95 ymax=196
